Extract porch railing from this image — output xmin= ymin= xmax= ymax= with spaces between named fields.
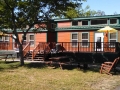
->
xmin=47 ymin=42 xmax=118 ymax=53
xmin=32 ymin=42 xmax=52 ymax=60
xmin=0 ymin=42 xmax=9 ymax=50
xmin=23 ymin=42 xmax=30 ymax=57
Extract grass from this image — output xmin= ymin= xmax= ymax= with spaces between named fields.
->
xmin=0 ymin=61 xmax=120 ymax=90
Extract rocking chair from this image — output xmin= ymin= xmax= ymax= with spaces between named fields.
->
xmin=100 ymin=57 xmax=120 ymax=75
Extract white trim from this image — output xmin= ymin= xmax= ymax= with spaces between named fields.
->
xmin=71 ymin=32 xmax=78 ymax=47
xmin=28 ymin=34 xmax=35 ymax=47
xmin=81 ymin=32 xmax=89 ymax=47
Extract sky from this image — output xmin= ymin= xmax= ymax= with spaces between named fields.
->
xmin=82 ymin=0 xmax=120 ymax=15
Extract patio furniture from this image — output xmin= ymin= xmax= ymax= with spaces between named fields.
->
xmin=100 ymin=57 xmax=120 ymax=75
xmin=0 ymin=54 xmax=15 ymax=61
xmin=49 ymin=56 xmax=73 ymax=69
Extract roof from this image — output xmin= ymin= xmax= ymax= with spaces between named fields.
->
xmin=54 ymin=14 xmax=120 ymax=21
xmin=55 ymin=25 xmax=120 ymax=31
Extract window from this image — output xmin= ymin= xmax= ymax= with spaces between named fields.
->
xmin=72 ymin=21 xmax=78 ymax=26
xmin=71 ymin=33 xmax=78 ymax=47
xmin=109 ymin=33 xmax=117 ymax=47
xmin=29 ymin=34 xmax=35 ymax=46
xmin=81 ymin=32 xmax=89 ymax=47
xmin=22 ymin=34 xmax=27 ymax=45
xmin=0 ymin=37 xmax=3 ymax=41
xmin=0 ymin=36 xmax=9 ymax=42
xmin=110 ymin=18 xmax=117 ymax=24
xmin=4 ymin=36 xmax=9 ymax=42
xmin=91 ymin=19 xmax=107 ymax=25
xmin=82 ymin=21 xmax=88 ymax=25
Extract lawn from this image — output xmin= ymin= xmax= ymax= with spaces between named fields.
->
xmin=0 ymin=61 xmax=120 ymax=90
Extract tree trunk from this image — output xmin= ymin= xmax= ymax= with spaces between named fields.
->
xmin=19 ymin=44 xmax=24 ymax=66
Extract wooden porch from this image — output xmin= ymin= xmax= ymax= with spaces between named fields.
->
xmin=0 ymin=42 xmax=119 ymax=61
xmin=22 ymin=42 xmax=119 ymax=60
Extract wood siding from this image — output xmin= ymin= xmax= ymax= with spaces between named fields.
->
xmin=57 ymin=32 xmax=71 ymax=42
xmin=57 ymin=22 xmax=71 ymax=28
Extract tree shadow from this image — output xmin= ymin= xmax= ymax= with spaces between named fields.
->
xmin=24 ymin=62 xmax=48 ymax=69
xmin=0 ymin=61 xmax=21 ymax=71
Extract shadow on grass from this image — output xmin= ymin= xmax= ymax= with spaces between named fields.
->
xmin=24 ymin=62 xmax=48 ymax=69
xmin=0 ymin=61 xmax=21 ymax=71
xmin=1 ymin=60 xmax=120 ymax=75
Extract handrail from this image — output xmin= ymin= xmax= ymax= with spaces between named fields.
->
xmin=23 ymin=42 xmax=30 ymax=57
xmin=32 ymin=43 xmax=40 ymax=60
xmin=32 ymin=42 xmax=53 ymax=60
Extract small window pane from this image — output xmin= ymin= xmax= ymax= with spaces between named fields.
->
xmin=4 ymin=36 xmax=9 ymax=41
xmin=30 ymin=35 xmax=34 ymax=40
xmin=72 ymin=40 xmax=78 ymax=47
xmin=110 ymin=19 xmax=117 ymax=24
xmin=82 ymin=33 xmax=88 ymax=39
xmin=82 ymin=21 xmax=88 ymax=25
xmin=72 ymin=34 xmax=77 ymax=39
xmin=0 ymin=37 xmax=3 ymax=41
xmin=109 ymin=40 xmax=116 ymax=47
xmin=82 ymin=40 xmax=88 ymax=47
xmin=110 ymin=33 xmax=116 ymax=39
xmin=72 ymin=21 xmax=78 ymax=26
xmin=30 ymin=41 xmax=34 ymax=46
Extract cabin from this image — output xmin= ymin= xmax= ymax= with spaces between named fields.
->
xmin=0 ymin=14 xmax=120 ymax=61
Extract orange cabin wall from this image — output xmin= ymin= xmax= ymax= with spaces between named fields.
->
xmin=6 ymin=33 xmax=47 ymax=50
xmin=57 ymin=22 xmax=71 ymax=28
xmin=57 ymin=32 xmax=71 ymax=42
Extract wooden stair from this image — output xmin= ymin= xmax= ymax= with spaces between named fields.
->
xmin=25 ymin=52 xmax=44 ymax=61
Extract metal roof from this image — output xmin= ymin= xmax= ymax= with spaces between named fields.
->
xmin=55 ymin=25 xmax=120 ymax=31
xmin=54 ymin=14 xmax=120 ymax=21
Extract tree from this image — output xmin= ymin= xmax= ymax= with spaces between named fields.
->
xmin=79 ymin=5 xmax=97 ymax=17
xmin=96 ymin=10 xmax=105 ymax=16
xmin=62 ymin=0 xmax=87 ymax=18
xmin=0 ymin=0 xmax=78 ymax=65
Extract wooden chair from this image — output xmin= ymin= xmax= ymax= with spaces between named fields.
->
xmin=100 ymin=57 xmax=120 ymax=75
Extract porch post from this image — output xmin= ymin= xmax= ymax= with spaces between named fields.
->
xmin=78 ymin=42 xmax=79 ymax=52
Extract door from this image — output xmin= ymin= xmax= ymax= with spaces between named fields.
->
xmin=95 ymin=33 xmax=104 ymax=51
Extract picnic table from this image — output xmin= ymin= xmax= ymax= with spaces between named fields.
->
xmin=49 ymin=56 xmax=75 ymax=69
xmin=0 ymin=54 xmax=15 ymax=61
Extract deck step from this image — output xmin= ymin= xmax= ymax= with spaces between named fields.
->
xmin=25 ymin=53 xmax=44 ymax=61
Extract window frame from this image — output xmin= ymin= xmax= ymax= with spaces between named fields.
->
xmin=109 ymin=32 xmax=117 ymax=47
xmin=82 ymin=20 xmax=88 ymax=26
xmin=71 ymin=32 xmax=78 ymax=47
xmin=0 ymin=37 xmax=3 ymax=41
xmin=91 ymin=19 xmax=107 ymax=25
xmin=81 ymin=32 xmax=89 ymax=47
xmin=4 ymin=36 xmax=9 ymax=42
xmin=28 ymin=34 xmax=35 ymax=47
xmin=109 ymin=18 xmax=117 ymax=25
xmin=72 ymin=21 xmax=78 ymax=26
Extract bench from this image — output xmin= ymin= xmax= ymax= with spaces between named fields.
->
xmin=0 ymin=54 xmax=15 ymax=61
xmin=49 ymin=56 xmax=75 ymax=69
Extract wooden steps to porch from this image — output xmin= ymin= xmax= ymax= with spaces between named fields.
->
xmin=25 ymin=53 xmax=44 ymax=61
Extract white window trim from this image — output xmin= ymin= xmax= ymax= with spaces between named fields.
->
xmin=109 ymin=33 xmax=117 ymax=47
xmin=29 ymin=34 xmax=35 ymax=47
xmin=4 ymin=36 xmax=9 ymax=42
xmin=81 ymin=32 xmax=89 ymax=47
xmin=0 ymin=37 xmax=3 ymax=41
xmin=71 ymin=32 xmax=78 ymax=47
xmin=22 ymin=34 xmax=27 ymax=45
